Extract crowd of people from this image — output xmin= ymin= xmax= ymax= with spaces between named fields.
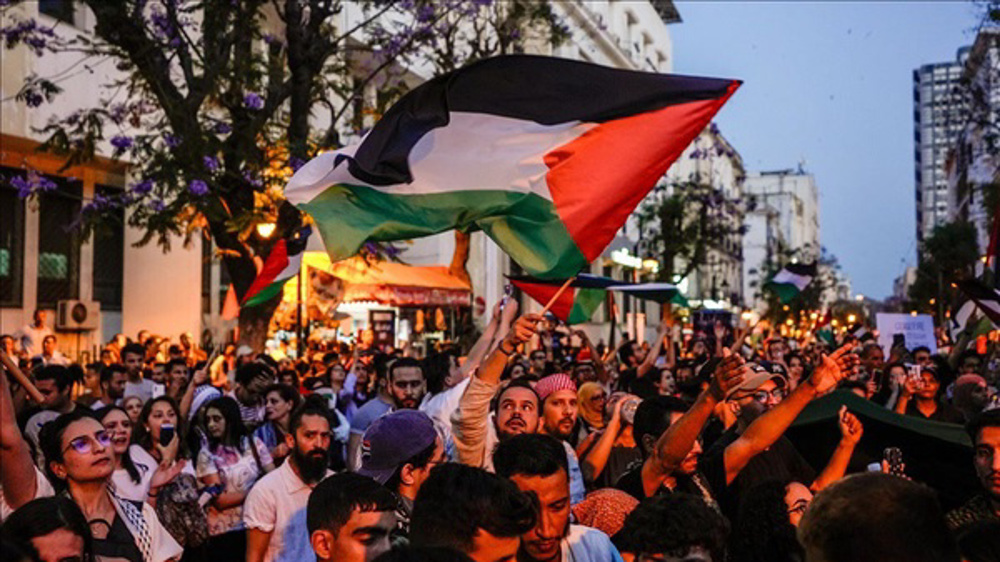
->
xmin=0 ymin=298 xmax=999 ymax=562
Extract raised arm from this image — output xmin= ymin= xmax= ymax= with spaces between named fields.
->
xmin=0 ymin=350 xmax=38 ymax=512
xmin=636 ymin=324 xmax=668 ymax=378
xmin=723 ymin=345 xmax=857 ymax=484
xmin=579 ymin=398 xmax=625 ymax=484
xmin=460 ymin=300 xmax=505 ymax=379
xmin=574 ymin=329 xmax=608 ymax=385
xmin=810 ymin=406 xmax=863 ymax=491
xmin=649 ymin=351 xmax=745 ymax=477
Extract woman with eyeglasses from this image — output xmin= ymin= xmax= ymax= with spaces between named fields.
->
xmin=1 ymin=496 xmax=93 ymax=562
xmin=728 ymin=479 xmax=809 ymax=562
xmin=38 ymin=410 xmax=182 ymax=562
xmin=196 ymin=397 xmax=274 ymax=558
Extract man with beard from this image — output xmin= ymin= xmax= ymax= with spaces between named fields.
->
xmin=451 ymin=313 xmax=584 ymax=504
xmin=699 ymin=348 xmax=862 ymax=518
xmin=494 ymin=434 xmax=623 ymax=562
xmin=947 ymin=409 xmax=1000 ymax=530
xmin=387 ymin=358 xmax=427 ymax=410
xmin=614 ymin=351 xmax=746 ymax=504
xmin=245 ymin=402 xmax=334 ymax=562
xmin=121 ymin=342 xmax=161 ymax=403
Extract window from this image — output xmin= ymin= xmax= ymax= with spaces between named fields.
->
xmin=39 ymin=0 xmax=75 ymax=25
xmin=92 ymin=185 xmax=123 ymax=311
xmin=0 ymin=168 xmax=25 ymax=307
xmin=37 ymin=176 xmax=82 ymax=308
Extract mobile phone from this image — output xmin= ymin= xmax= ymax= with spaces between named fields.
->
xmin=159 ymin=423 xmax=175 ymax=447
xmin=883 ymin=447 xmax=905 ymax=477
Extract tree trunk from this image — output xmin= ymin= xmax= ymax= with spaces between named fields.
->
xmin=449 ymin=230 xmax=472 ymax=286
xmin=238 ymin=294 xmax=282 ymax=351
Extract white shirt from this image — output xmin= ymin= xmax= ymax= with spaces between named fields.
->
xmin=561 ymin=525 xmax=624 ymax=562
xmin=243 ymin=459 xmax=333 ymax=562
xmin=124 ymin=378 xmax=164 ymax=403
xmin=15 ymin=324 xmax=51 ymax=358
xmin=111 ymin=445 xmax=196 ymax=502
xmin=0 ymin=467 xmax=54 ymax=521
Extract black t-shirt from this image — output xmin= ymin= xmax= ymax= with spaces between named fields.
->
xmin=614 ymin=456 xmax=725 ymax=511
xmin=701 ymin=427 xmax=816 ymax=518
xmin=905 ymin=400 xmax=966 ymax=424
xmin=92 ymin=511 xmax=144 ymax=562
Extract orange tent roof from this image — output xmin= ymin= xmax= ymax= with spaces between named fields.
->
xmin=328 ymin=257 xmax=471 ymax=291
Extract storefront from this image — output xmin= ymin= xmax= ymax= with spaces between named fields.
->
xmin=271 ymin=253 xmax=471 ymax=352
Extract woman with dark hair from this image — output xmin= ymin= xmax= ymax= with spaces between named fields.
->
xmin=253 ymin=384 xmax=301 ymax=466
xmin=728 ymin=479 xmax=809 ymax=562
xmin=131 ymin=397 xmax=206 ymax=552
xmin=97 ymin=405 xmax=176 ymax=503
xmin=38 ymin=410 xmax=182 ymax=561
xmin=196 ymin=397 xmax=274 ymax=557
xmin=1 ymin=496 xmax=93 ymax=562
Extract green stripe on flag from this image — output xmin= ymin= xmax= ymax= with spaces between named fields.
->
xmin=567 ymin=288 xmax=606 ymax=324
xmin=300 ymin=184 xmax=587 ymax=279
xmin=764 ymin=281 xmax=801 ymax=304
xmin=242 ymin=282 xmax=284 ymax=308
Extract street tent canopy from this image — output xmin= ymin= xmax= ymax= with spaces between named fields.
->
xmin=286 ymin=253 xmax=471 ymax=307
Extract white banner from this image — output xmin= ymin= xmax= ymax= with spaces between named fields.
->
xmin=876 ymin=313 xmax=937 ymax=356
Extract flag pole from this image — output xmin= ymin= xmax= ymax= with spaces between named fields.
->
xmin=539 ymin=277 xmax=576 ymax=317
xmin=0 ymin=350 xmax=43 ymax=403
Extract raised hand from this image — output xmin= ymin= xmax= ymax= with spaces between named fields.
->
xmin=500 ymin=298 xmax=520 ymax=327
xmin=709 ymin=349 xmax=745 ymax=400
xmin=809 ymin=344 xmax=856 ymax=395
xmin=713 ymin=321 xmax=726 ymax=340
xmin=507 ymin=313 xmax=541 ymax=346
xmin=838 ymin=406 xmax=863 ymax=445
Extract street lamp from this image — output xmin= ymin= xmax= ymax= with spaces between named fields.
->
xmin=256 ymin=221 xmax=276 ymax=239
xmin=847 ymin=314 xmax=856 ymax=324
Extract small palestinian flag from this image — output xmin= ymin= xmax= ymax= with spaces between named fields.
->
xmin=242 ymin=227 xmax=311 ymax=308
xmin=510 ymin=274 xmax=619 ymax=325
xmin=956 ymin=279 xmax=1000 ymax=326
xmin=612 ymin=282 xmax=690 ymax=308
xmin=285 ymin=55 xmax=739 ymax=279
xmin=764 ymin=262 xmax=817 ymax=304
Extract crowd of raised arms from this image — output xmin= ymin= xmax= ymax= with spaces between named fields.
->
xmin=0 ymin=300 xmax=999 ymax=562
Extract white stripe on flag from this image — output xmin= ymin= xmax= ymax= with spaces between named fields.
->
xmin=285 ymin=112 xmax=595 ymax=205
xmin=771 ymin=270 xmax=812 ymax=291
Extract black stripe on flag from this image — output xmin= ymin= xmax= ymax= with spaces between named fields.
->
xmin=956 ymin=279 xmax=1000 ymax=326
xmin=785 ymin=261 xmax=818 ymax=277
xmin=348 ymin=55 xmax=739 ymax=186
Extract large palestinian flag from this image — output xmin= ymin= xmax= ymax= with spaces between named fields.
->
xmin=764 ymin=262 xmax=817 ymax=304
xmin=285 ymin=55 xmax=739 ymax=279
xmin=242 ymin=227 xmax=311 ymax=308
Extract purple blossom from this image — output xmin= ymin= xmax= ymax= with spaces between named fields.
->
xmin=10 ymin=176 xmax=32 ymax=198
xmin=164 ymin=134 xmax=180 ymax=148
xmin=243 ymin=92 xmax=264 ymax=110
xmin=289 ymin=156 xmax=306 ymax=171
xmin=262 ymin=33 xmax=283 ymax=46
xmin=203 ymin=156 xmax=220 ymax=172
xmin=363 ymin=242 xmax=378 ymax=255
xmin=188 ymin=179 xmax=209 ymax=196
xmin=243 ymin=172 xmax=263 ymax=188
xmin=131 ymin=179 xmax=154 ymax=195
xmin=214 ymin=122 xmax=231 ymax=134
xmin=36 ymin=175 xmax=57 ymax=192
xmin=110 ymin=135 xmax=133 ymax=150
xmin=415 ymin=5 xmax=435 ymax=23
xmin=149 ymin=199 xmax=166 ymax=212
xmin=1 ymin=18 xmax=56 ymax=55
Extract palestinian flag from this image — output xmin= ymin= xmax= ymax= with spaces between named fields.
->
xmin=242 ymin=227 xmax=311 ymax=308
xmin=285 ymin=55 xmax=739 ymax=279
xmin=612 ymin=282 xmax=690 ymax=308
xmin=510 ymin=274 xmax=619 ymax=324
xmin=956 ymin=278 xmax=1000 ymax=326
xmin=763 ymin=262 xmax=817 ymax=304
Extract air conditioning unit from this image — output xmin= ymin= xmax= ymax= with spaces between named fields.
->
xmin=56 ymin=300 xmax=100 ymax=331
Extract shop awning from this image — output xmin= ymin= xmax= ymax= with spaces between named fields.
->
xmin=294 ymin=253 xmax=471 ymax=307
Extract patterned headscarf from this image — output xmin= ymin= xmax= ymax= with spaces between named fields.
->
xmin=571 ymin=488 xmax=638 ymax=538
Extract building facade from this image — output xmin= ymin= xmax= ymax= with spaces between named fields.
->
xmin=913 ymin=46 xmax=971 ymax=246
xmin=740 ymin=168 xmax=828 ymax=310
xmin=948 ymin=30 xmax=1000 ymax=253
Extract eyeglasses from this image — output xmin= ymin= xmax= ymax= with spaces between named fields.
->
xmin=750 ymin=388 xmax=786 ymax=404
xmin=64 ymin=431 xmax=112 ymax=455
